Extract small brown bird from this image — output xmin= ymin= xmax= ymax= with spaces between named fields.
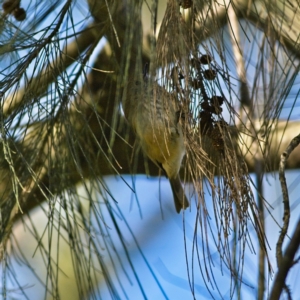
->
xmin=123 ymin=70 xmax=189 ymax=213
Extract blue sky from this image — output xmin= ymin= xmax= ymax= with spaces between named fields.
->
xmin=1 ymin=1 xmax=300 ymax=299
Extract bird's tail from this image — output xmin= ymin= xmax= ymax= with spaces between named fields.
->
xmin=169 ymin=175 xmax=189 ymax=213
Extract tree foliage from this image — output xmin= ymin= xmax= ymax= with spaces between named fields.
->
xmin=0 ymin=0 xmax=299 ymax=299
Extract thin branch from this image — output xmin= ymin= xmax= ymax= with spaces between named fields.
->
xmin=269 ymin=217 xmax=300 ymax=300
xmin=227 ymin=2 xmax=251 ymax=111
xmin=277 ymin=133 xmax=300 ymax=263
xmin=270 ymin=133 xmax=300 ymax=300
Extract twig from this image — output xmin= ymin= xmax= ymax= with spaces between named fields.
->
xmin=227 ymin=2 xmax=251 ymax=111
xmin=269 ymin=217 xmax=300 ymax=300
xmin=277 ymin=134 xmax=300 ymax=263
xmin=270 ymin=133 xmax=300 ymax=300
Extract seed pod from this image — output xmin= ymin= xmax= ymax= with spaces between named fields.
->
xmin=215 ymin=120 xmax=228 ymax=128
xmin=190 ymin=58 xmax=201 ymax=72
xmin=13 ymin=7 xmax=26 ymax=21
xmin=211 ymin=126 xmax=224 ymax=153
xmin=191 ymin=78 xmax=202 ymax=90
xmin=200 ymin=101 xmax=210 ymax=110
xmin=203 ymin=69 xmax=217 ymax=81
xmin=211 ymin=95 xmax=224 ymax=106
xmin=199 ymin=110 xmax=212 ymax=121
xmin=200 ymin=118 xmax=213 ymax=135
xmin=199 ymin=54 xmax=212 ymax=65
xmin=180 ymin=0 xmax=192 ymax=9
xmin=209 ymin=105 xmax=223 ymax=115
xmin=2 ymin=0 xmax=20 ymax=14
